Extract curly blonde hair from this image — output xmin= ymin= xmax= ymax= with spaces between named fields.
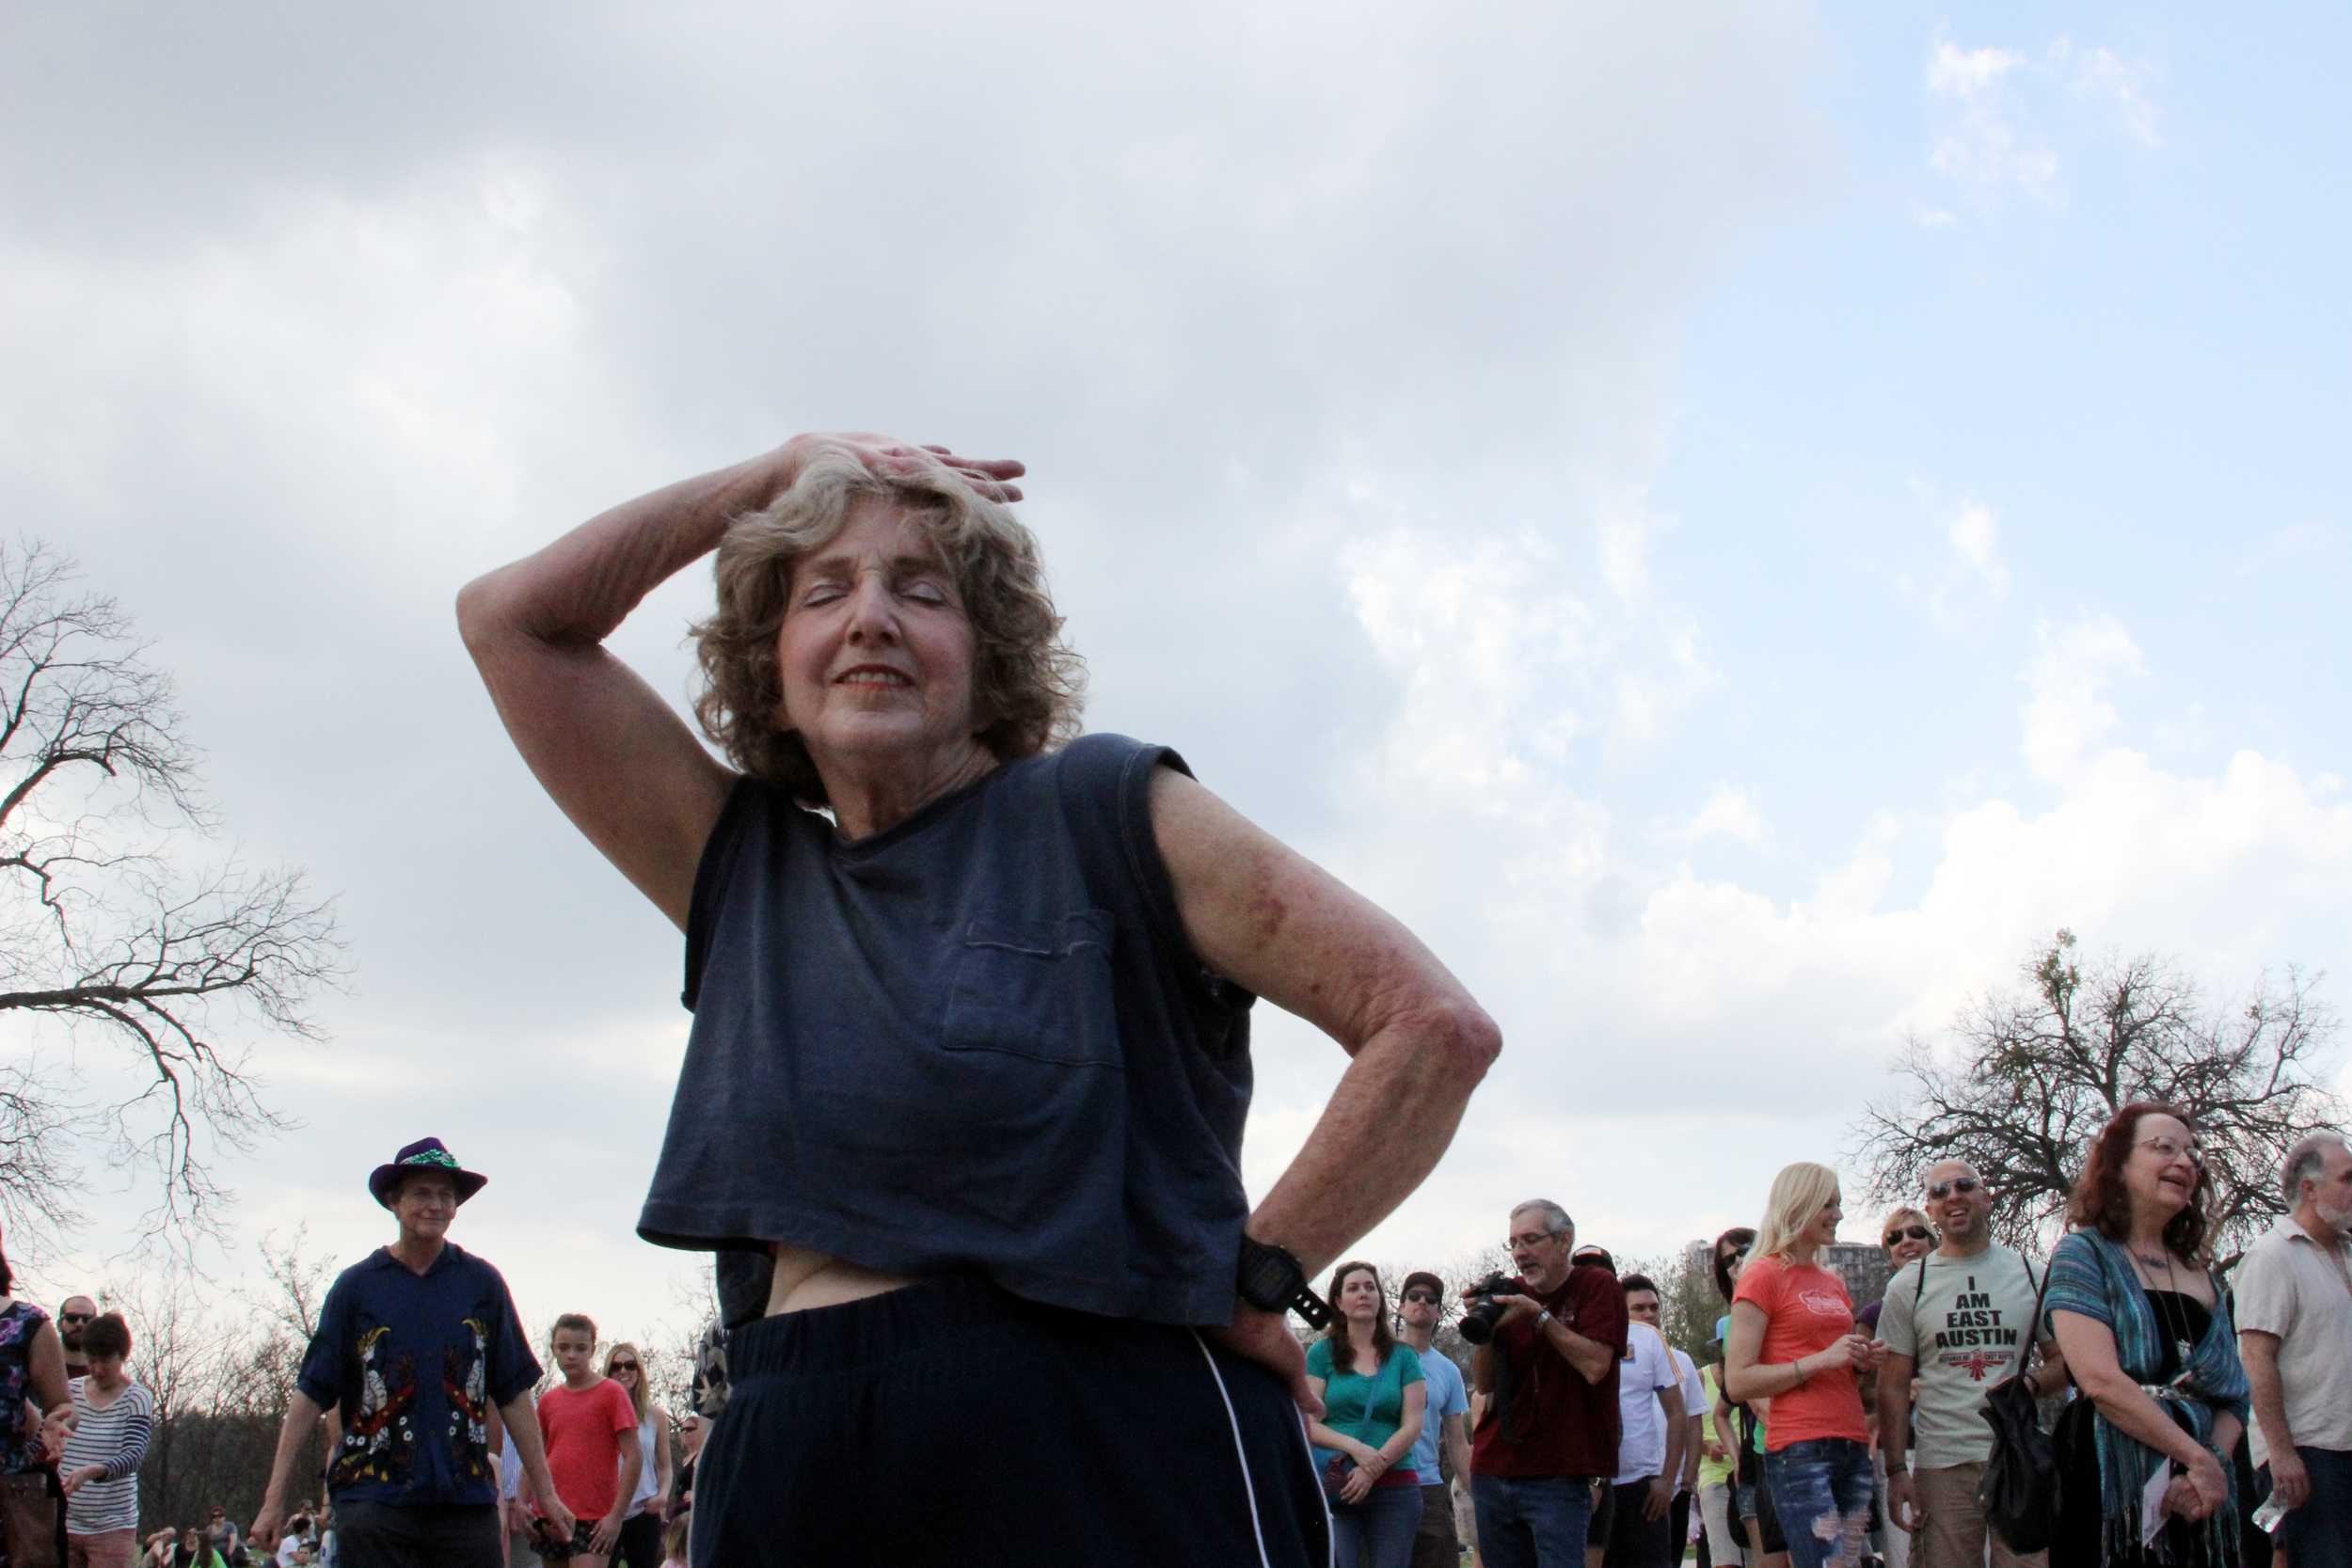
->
xmin=691 ymin=443 xmax=1087 ymax=801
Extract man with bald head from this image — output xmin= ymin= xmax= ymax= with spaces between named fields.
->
xmin=2236 ymin=1131 xmax=2352 ymax=1562
xmin=1875 ymin=1159 xmax=2065 ymax=1568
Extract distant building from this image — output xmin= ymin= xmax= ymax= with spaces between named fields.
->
xmin=1822 ymin=1241 xmax=1895 ymax=1308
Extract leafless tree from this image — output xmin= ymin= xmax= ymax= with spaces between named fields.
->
xmin=0 ymin=540 xmax=344 ymax=1250
xmin=1851 ymin=930 xmax=2346 ymax=1262
xmin=110 ymin=1269 xmax=239 ymax=1527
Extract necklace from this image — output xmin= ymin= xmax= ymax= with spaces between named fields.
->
xmin=2137 ymin=1249 xmax=2197 ymax=1374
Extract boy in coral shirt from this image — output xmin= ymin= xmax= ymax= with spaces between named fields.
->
xmin=535 ymin=1313 xmax=640 ymax=1568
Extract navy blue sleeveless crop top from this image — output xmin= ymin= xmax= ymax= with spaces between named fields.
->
xmin=637 ymin=732 xmax=1258 ymax=1326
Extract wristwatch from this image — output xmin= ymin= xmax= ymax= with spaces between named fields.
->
xmin=1236 ymin=1237 xmax=1334 ymax=1328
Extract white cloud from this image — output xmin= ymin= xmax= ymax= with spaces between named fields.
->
xmin=2022 ymin=614 xmax=2144 ymax=781
xmin=1928 ymin=41 xmax=2026 ymax=99
xmin=1927 ymin=41 xmax=2061 ymax=206
xmin=1902 ymin=488 xmax=2012 ymax=627
xmin=1672 ymin=785 xmax=1772 ymax=851
xmin=2053 ymin=38 xmax=2161 ymax=149
xmin=1947 ymin=500 xmax=2009 ymax=597
xmin=1293 ymin=603 xmax=2352 ymax=1271
xmin=1923 ymin=34 xmax=2159 ymax=209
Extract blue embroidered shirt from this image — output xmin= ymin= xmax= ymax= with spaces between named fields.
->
xmin=295 ymin=1243 xmax=541 ymax=1508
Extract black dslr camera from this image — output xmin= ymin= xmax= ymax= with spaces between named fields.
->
xmin=1457 ymin=1271 xmax=1519 ymax=1345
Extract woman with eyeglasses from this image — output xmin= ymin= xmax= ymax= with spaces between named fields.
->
xmin=600 ymin=1344 xmax=673 ymax=1568
xmin=1305 ymin=1262 xmax=1426 ymax=1568
xmin=1725 ymin=1164 xmax=1884 ymax=1568
xmin=2045 ymin=1102 xmax=2251 ymax=1565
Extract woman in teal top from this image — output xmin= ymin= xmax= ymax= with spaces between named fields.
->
xmin=1304 ymin=1261 xmax=1426 ymax=1568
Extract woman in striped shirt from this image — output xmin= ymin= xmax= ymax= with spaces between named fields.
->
xmin=59 ymin=1312 xmax=154 ymax=1568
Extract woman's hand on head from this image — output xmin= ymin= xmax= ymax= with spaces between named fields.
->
xmin=777 ymin=434 xmax=1025 ymax=503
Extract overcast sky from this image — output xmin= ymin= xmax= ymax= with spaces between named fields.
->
xmin=7 ymin=2 xmax=2349 ymax=1349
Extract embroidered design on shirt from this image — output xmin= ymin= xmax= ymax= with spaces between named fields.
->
xmin=336 ymin=1323 xmax=419 ymax=1486
xmin=444 ymin=1313 xmax=495 ymax=1481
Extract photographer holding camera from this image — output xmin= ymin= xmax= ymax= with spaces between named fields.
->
xmin=1461 ymin=1200 xmax=1629 ymax=1568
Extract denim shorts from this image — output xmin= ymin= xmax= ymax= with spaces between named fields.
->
xmin=1761 ymin=1437 xmax=1875 ymax=1568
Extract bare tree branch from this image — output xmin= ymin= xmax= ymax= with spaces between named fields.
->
xmin=1850 ymin=929 xmax=2347 ymax=1259
xmin=0 ymin=539 xmax=346 ymax=1251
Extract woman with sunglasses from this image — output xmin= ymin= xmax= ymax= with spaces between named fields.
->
xmin=1859 ymin=1211 xmax=1933 ymax=1338
xmin=667 ymin=1411 xmax=706 ymax=1523
xmin=602 ymin=1344 xmax=673 ymax=1568
xmin=1710 ymin=1227 xmax=1781 ymax=1568
xmin=1855 ymin=1208 xmax=1931 ymax=1568
xmin=2045 ymin=1103 xmax=2252 ymax=1566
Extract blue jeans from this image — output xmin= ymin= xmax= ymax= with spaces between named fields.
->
xmin=1762 ymin=1438 xmax=1875 ymax=1568
xmin=1470 ymin=1473 xmax=1595 ymax=1568
xmin=2262 ymin=1444 xmax=2352 ymax=1564
xmin=1330 ymin=1481 xmax=1422 ymax=1568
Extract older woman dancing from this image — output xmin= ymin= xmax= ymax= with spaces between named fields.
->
xmin=458 ymin=434 xmax=1500 ymax=1568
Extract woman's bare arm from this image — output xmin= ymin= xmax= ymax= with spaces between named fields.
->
xmin=1150 ymin=768 xmax=1500 ymax=1276
xmin=27 ymin=1320 xmax=68 ymax=1414
xmin=456 ymin=452 xmax=778 ymax=927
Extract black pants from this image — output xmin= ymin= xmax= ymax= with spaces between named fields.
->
xmin=1592 ymin=1478 xmax=1673 ymax=1568
xmin=334 ymin=1501 xmax=501 ymax=1568
xmin=691 ymin=1275 xmax=1329 ymax=1567
xmin=615 ymin=1512 xmax=664 ymax=1567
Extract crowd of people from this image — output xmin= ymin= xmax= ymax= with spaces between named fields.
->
xmin=7 ymin=436 xmax=2347 ymax=1568
xmin=1291 ymin=1108 xmax=2349 ymax=1568
xmin=0 ymin=1143 xmax=707 ymax=1568
xmin=6 ymin=1106 xmax=2344 ymax=1568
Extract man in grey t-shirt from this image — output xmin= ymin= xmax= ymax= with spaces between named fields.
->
xmin=1877 ymin=1159 xmax=2066 ymax=1568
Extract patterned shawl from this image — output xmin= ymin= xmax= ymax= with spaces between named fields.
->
xmin=2043 ymin=1228 xmax=2250 ymax=1566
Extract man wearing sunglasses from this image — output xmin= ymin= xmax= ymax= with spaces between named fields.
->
xmin=1875 ymin=1160 xmax=2066 ymax=1568
xmin=1396 ymin=1272 xmax=1474 ymax=1568
xmin=55 ymin=1295 xmax=96 ymax=1381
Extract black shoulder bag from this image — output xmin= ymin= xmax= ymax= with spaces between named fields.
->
xmin=1976 ymin=1250 xmax=2060 ymax=1553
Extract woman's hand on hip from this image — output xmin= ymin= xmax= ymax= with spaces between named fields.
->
xmin=1208 ymin=1305 xmax=1325 ymax=1420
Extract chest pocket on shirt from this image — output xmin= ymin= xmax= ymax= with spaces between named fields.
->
xmin=942 ymin=910 xmax=1120 ymax=1067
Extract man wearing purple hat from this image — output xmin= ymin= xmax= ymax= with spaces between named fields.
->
xmin=251 ymin=1137 xmax=575 ymax=1568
